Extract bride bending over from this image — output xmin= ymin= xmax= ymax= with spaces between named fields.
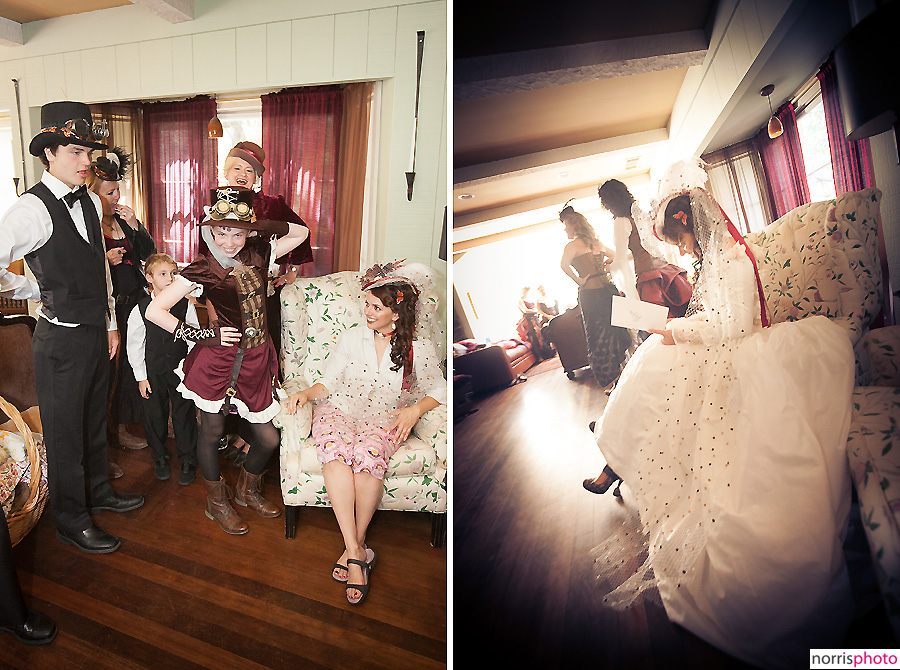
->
xmin=589 ymin=160 xmax=855 ymax=669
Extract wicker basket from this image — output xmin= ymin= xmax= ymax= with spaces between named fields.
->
xmin=0 ymin=394 xmax=48 ymax=547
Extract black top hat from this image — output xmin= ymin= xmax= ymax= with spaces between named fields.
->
xmin=29 ymin=101 xmax=108 ymax=157
xmin=91 ymin=147 xmax=131 ymax=182
xmin=200 ymin=186 xmax=285 ymax=235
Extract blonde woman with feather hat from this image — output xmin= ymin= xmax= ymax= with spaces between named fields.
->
xmin=88 ymin=147 xmax=157 ymax=455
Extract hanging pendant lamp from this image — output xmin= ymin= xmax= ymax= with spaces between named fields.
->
xmin=760 ymin=84 xmax=783 ymax=139
xmin=208 ymin=115 xmax=223 ymax=138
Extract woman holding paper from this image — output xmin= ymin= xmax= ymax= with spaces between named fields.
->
xmin=597 ymin=178 xmax=691 ymax=317
xmin=588 ymin=160 xmax=855 ymax=670
xmin=559 ymin=204 xmax=632 ymax=389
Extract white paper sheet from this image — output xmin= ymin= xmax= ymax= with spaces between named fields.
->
xmin=611 ymin=295 xmax=669 ymax=331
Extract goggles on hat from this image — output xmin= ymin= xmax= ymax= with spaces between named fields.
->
xmin=40 ymin=118 xmax=109 ymax=142
xmin=208 ymin=190 xmax=253 ymax=222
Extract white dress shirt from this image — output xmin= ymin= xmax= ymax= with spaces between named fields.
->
xmin=610 ymin=215 xmax=639 ymax=300
xmin=0 ymin=170 xmax=116 ymax=329
xmin=126 ymin=296 xmax=199 ymax=383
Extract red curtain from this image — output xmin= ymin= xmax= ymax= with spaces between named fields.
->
xmin=817 ymin=57 xmax=875 ymax=194
xmin=754 ymin=103 xmax=810 ymax=219
xmin=262 ymin=87 xmax=343 ymax=277
xmin=142 ymin=97 xmax=217 ymax=264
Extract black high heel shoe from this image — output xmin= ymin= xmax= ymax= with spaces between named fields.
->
xmin=583 ymin=465 xmax=622 ymax=495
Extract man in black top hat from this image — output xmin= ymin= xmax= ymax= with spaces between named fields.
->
xmin=0 ymin=101 xmax=144 ymax=554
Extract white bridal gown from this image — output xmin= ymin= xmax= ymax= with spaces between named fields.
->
xmin=594 ymin=243 xmax=855 ymax=669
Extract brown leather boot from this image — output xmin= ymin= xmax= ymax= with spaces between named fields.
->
xmin=234 ymin=467 xmax=282 ymax=518
xmin=203 ymin=477 xmax=249 ymax=535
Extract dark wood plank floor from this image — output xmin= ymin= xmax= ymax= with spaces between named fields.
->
xmin=452 ymin=357 xmax=893 ymax=669
xmin=4 ymin=439 xmax=446 ymax=669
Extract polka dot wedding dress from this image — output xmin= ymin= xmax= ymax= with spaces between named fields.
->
xmin=592 ymin=197 xmax=855 ymax=668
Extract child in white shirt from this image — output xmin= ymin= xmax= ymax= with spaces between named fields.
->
xmin=126 ymin=254 xmax=199 ymax=485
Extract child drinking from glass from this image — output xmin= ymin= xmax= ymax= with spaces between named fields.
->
xmin=127 ymin=253 xmax=200 ymax=485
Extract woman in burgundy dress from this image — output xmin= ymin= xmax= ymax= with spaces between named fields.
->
xmin=146 ymin=186 xmax=309 ymax=535
xmin=88 ymin=148 xmax=156 ymax=459
xmin=597 ymin=179 xmax=692 ymax=317
xmin=218 ymin=142 xmax=314 ymax=466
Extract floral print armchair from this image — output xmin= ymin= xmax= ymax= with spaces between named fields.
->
xmin=276 ymin=271 xmax=448 ymax=546
xmin=746 ymin=188 xmax=899 ymax=639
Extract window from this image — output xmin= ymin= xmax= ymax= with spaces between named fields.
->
xmin=703 ymin=142 xmax=771 ymax=234
xmin=214 ymin=98 xmax=262 ymax=183
xmin=796 ymin=84 xmax=836 ymax=202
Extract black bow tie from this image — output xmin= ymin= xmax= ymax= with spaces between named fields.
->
xmin=62 ymin=185 xmax=87 ymax=208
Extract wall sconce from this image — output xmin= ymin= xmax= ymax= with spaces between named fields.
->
xmin=208 ymin=115 xmax=223 ymax=138
xmin=760 ymin=84 xmax=783 ymax=139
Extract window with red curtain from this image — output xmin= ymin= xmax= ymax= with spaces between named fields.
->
xmin=142 ymin=96 xmax=217 ymax=264
xmin=753 ymin=102 xmax=811 ymax=219
xmin=262 ymin=87 xmax=343 ymax=277
xmin=817 ymin=57 xmax=875 ymax=194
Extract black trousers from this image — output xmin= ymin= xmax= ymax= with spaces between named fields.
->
xmin=0 ymin=508 xmax=27 ymax=627
xmin=32 ymin=320 xmax=115 ymax=534
xmin=143 ymin=369 xmax=197 ymax=465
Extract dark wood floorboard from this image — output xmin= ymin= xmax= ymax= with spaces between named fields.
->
xmin=452 ymin=358 xmax=893 ymax=669
xmin=4 ymin=438 xmax=446 ymax=669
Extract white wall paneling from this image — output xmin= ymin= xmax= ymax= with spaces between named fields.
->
xmin=291 ymin=15 xmax=335 ymax=84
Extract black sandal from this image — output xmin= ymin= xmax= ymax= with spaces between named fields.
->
xmin=333 ymin=546 xmax=376 ymax=583
xmin=346 ymin=558 xmax=370 ymax=605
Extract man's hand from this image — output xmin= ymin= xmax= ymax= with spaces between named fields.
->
xmin=108 ymin=329 xmax=120 ymax=359
xmin=138 ymin=380 xmax=151 ymax=399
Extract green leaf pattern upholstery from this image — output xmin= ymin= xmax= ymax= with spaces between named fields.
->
xmin=276 ymin=271 xmax=447 ymax=513
xmin=748 ymin=188 xmax=899 ymax=639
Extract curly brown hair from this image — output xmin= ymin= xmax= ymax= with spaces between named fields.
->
xmin=597 ymin=178 xmax=636 ymax=219
xmin=369 ymin=282 xmax=418 ymax=374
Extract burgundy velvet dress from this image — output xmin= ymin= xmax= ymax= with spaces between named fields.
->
xmin=177 ymin=225 xmax=288 ymax=423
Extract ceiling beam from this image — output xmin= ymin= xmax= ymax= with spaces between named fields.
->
xmin=455 ymin=30 xmax=707 ymax=100
xmin=454 ymin=128 xmax=668 ymax=186
xmin=129 ymin=0 xmax=194 ymax=23
xmin=0 ymin=16 xmax=23 ymax=47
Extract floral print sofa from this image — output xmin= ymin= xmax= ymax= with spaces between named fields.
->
xmin=745 ymin=188 xmax=899 ymax=639
xmin=275 ymin=271 xmax=448 ymax=546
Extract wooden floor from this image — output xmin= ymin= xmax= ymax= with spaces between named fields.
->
xmin=4 ymin=441 xmax=446 ymax=669
xmin=452 ymin=357 xmax=893 ymax=669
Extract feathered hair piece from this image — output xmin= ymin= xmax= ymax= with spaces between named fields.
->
xmin=90 ymin=146 xmax=131 ymax=182
xmin=558 ymin=198 xmax=576 ymax=221
xmin=360 ymin=259 xmax=410 ymax=292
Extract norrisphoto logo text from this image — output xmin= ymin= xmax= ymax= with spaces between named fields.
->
xmin=810 ymin=650 xmax=900 ymax=668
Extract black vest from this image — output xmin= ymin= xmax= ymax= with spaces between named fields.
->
xmin=138 ymin=295 xmax=189 ymax=376
xmin=24 ymin=182 xmax=109 ymax=327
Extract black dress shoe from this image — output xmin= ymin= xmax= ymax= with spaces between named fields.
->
xmin=154 ymin=457 xmax=171 ymax=481
xmin=178 ymin=461 xmax=196 ymax=486
xmin=55 ymin=526 xmax=121 ymax=554
xmin=90 ymin=492 xmax=145 ymax=513
xmin=0 ymin=610 xmax=58 ymax=645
